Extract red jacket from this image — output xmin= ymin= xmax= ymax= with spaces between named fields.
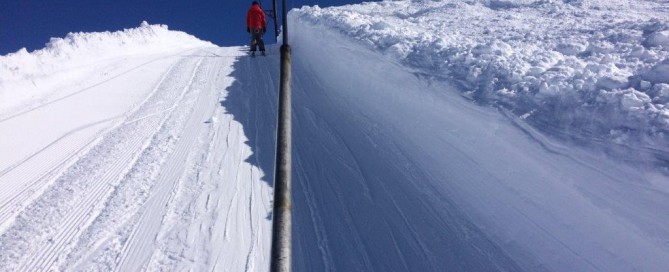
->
xmin=247 ymin=4 xmax=266 ymax=30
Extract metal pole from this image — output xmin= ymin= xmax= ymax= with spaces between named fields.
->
xmin=270 ymin=0 xmax=291 ymax=269
xmin=281 ymin=0 xmax=288 ymax=44
xmin=273 ymin=0 xmax=279 ymax=42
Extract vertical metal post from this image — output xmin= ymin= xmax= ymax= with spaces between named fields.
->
xmin=272 ymin=0 xmax=279 ymax=42
xmin=270 ymin=0 xmax=291 ymax=270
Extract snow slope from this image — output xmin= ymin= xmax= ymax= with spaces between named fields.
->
xmin=292 ymin=0 xmax=669 ymax=168
xmin=288 ymin=3 xmax=669 ymax=270
xmin=1 ymin=24 xmax=275 ymax=271
xmin=0 ymin=21 xmax=213 ymax=114
xmin=1 ymin=0 xmax=669 ymax=271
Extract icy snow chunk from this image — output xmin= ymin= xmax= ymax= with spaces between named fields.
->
xmin=492 ymin=41 xmax=513 ymax=57
xmin=643 ymin=60 xmax=669 ymax=84
xmin=652 ymin=83 xmax=669 ymax=103
xmin=387 ymin=43 xmax=411 ymax=59
xmin=371 ymin=21 xmax=392 ymax=31
xmin=467 ymin=66 xmax=483 ymax=83
xmin=584 ymin=40 xmax=615 ymax=55
xmin=538 ymin=81 xmax=560 ymax=96
xmin=487 ymin=0 xmax=520 ymax=10
xmin=620 ymin=89 xmax=651 ymax=110
xmin=472 ymin=44 xmax=492 ymax=56
xmin=555 ymin=42 xmax=586 ymax=56
xmin=597 ymin=76 xmax=628 ymax=90
xmin=471 ymin=42 xmax=512 ymax=57
xmin=496 ymin=88 xmax=516 ymax=97
xmin=527 ymin=67 xmax=545 ymax=76
xmin=642 ymin=19 xmax=668 ymax=35
xmin=594 ymin=63 xmax=631 ymax=90
xmin=643 ymin=31 xmax=669 ymax=49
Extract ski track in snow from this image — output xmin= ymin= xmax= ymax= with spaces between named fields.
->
xmin=112 ymin=57 xmax=207 ymax=271
xmin=0 ymin=47 xmax=274 ymax=271
xmin=0 ymin=51 xmax=190 ymax=236
xmin=0 ymin=49 xmax=192 ymax=124
xmin=1 ymin=54 xmax=203 ymax=271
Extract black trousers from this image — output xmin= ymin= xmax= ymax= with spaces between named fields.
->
xmin=250 ymin=28 xmax=265 ymax=52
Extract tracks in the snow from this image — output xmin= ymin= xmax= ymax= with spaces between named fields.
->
xmin=0 ymin=53 xmax=186 ymax=238
xmin=114 ymin=56 xmax=220 ymax=271
xmin=0 ymin=46 xmax=277 ymax=271
xmin=0 ymin=51 xmax=204 ymax=271
xmin=0 ymin=117 xmax=114 ymax=232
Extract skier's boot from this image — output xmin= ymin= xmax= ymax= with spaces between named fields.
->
xmin=261 ymin=51 xmax=266 ymax=56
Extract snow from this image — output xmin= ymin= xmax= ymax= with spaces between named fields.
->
xmin=0 ymin=21 xmax=213 ymax=114
xmin=288 ymin=3 xmax=669 ymax=270
xmin=1 ymin=0 xmax=669 ymax=271
xmin=0 ymin=23 xmax=271 ymax=271
xmin=291 ymin=0 xmax=669 ymax=168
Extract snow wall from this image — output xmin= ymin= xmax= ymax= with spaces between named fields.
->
xmin=289 ymin=0 xmax=669 ymax=169
xmin=288 ymin=12 xmax=528 ymax=272
xmin=287 ymin=2 xmax=669 ymax=270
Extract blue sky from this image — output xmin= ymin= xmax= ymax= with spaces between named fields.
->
xmin=0 ymin=0 xmax=363 ymax=55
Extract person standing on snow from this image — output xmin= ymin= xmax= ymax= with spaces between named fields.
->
xmin=246 ymin=1 xmax=267 ymax=56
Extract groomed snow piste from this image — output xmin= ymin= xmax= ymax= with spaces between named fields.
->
xmin=1 ymin=0 xmax=668 ymax=271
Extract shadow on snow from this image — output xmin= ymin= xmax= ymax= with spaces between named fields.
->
xmin=218 ymin=46 xmax=280 ymax=192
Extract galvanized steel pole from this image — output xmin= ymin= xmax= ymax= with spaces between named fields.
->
xmin=270 ymin=0 xmax=291 ymax=269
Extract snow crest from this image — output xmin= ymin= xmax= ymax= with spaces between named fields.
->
xmin=291 ymin=0 xmax=669 ymax=167
xmin=0 ymin=21 xmax=214 ymax=108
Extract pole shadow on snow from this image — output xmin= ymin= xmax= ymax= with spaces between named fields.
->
xmin=218 ymin=46 xmax=280 ymax=194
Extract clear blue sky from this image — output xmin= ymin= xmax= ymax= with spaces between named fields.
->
xmin=0 ymin=0 xmax=362 ymax=55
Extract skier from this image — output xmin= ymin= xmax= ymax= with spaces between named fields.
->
xmin=246 ymin=1 xmax=267 ymax=56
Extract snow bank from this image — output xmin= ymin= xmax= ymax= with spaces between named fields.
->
xmin=290 ymin=0 xmax=669 ymax=167
xmin=0 ymin=22 xmax=214 ymax=111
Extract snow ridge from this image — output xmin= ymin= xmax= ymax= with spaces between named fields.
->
xmin=0 ymin=21 xmax=214 ymax=111
xmin=291 ymin=0 xmax=669 ymax=167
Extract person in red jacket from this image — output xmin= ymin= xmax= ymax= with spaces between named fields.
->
xmin=246 ymin=1 xmax=267 ymax=56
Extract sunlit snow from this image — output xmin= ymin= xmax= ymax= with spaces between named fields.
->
xmin=1 ymin=0 xmax=668 ymax=271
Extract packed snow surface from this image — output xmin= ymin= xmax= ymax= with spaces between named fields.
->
xmin=1 ymin=0 xmax=669 ymax=271
xmin=0 ymin=23 xmax=273 ymax=271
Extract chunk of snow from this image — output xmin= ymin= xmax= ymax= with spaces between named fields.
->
xmin=643 ymin=31 xmax=669 ymax=49
xmin=621 ymin=89 xmax=651 ymax=110
xmin=644 ymin=61 xmax=669 ymax=84
xmin=555 ymin=42 xmax=586 ymax=56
